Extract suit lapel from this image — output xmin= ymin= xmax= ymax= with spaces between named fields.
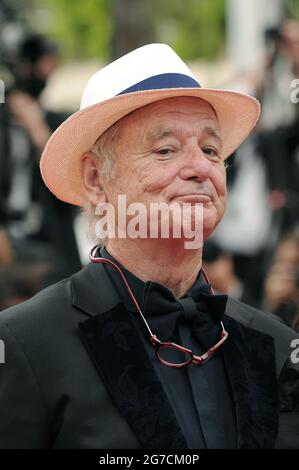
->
xmin=223 ymin=305 xmax=279 ymax=448
xmin=71 ymin=263 xmax=279 ymax=449
xmin=71 ymin=262 xmax=187 ymax=449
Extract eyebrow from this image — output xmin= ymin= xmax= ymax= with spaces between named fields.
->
xmin=146 ymin=127 xmax=173 ymax=142
xmin=146 ymin=126 xmax=223 ymax=148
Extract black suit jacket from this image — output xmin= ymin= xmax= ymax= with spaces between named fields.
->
xmin=0 ymin=261 xmax=298 ymax=449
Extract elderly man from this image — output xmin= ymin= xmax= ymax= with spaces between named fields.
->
xmin=0 ymin=44 xmax=298 ymax=449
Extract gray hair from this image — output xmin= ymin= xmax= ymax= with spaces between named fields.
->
xmin=83 ymin=120 xmax=121 ymax=246
xmin=90 ymin=121 xmax=121 ymax=179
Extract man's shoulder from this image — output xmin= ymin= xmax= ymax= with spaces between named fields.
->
xmin=0 ymin=276 xmax=72 ymax=332
xmin=225 ymin=296 xmax=299 ymax=375
xmin=0 ymin=260 xmax=116 ymax=338
xmin=225 ymin=296 xmax=297 ymax=338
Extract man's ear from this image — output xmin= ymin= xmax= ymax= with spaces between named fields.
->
xmin=81 ymin=152 xmax=107 ymax=206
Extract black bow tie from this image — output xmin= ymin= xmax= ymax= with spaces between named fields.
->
xmin=99 ymin=246 xmax=228 ymax=349
xmin=141 ymin=279 xmax=228 ymax=349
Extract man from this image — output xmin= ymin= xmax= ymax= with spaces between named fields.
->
xmin=0 ymin=44 xmax=298 ymax=449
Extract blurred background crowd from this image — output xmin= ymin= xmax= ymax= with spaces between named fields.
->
xmin=0 ymin=0 xmax=298 ymax=332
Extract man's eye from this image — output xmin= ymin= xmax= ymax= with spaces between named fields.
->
xmin=202 ymin=147 xmax=219 ymax=158
xmin=156 ymin=148 xmax=174 ymax=155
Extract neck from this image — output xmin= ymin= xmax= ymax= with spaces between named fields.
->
xmin=106 ymin=238 xmax=203 ymax=298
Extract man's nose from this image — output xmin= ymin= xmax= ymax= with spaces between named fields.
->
xmin=178 ymin=144 xmax=212 ymax=181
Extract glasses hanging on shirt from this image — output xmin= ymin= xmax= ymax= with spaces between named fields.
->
xmin=90 ymin=246 xmax=228 ymax=368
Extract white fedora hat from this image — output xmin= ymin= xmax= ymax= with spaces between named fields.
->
xmin=40 ymin=43 xmax=260 ymax=206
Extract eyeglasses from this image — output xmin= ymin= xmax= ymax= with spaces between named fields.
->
xmin=90 ymin=246 xmax=228 ymax=368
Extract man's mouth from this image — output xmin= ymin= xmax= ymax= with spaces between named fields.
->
xmin=172 ymin=194 xmax=212 ymax=203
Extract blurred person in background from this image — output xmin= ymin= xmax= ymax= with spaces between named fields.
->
xmin=203 ymin=241 xmax=254 ymax=305
xmin=256 ymin=19 xmax=299 ymax=129
xmin=263 ymin=229 xmax=299 ymax=331
xmin=274 ymin=228 xmax=299 ymax=266
xmin=293 ymin=311 xmax=299 ymax=331
xmin=0 ymin=228 xmax=14 ymax=266
xmin=0 ymin=33 xmax=81 ymax=304
xmin=0 ymin=262 xmax=52 ymax=311
xmin=213 ymin=19 xmax=299 ymax=305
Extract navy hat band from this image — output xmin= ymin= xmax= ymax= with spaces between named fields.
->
xmin=118 ymin=73 xmax=201 ymax=95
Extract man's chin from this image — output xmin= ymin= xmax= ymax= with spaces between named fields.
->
xmin=202 ymin=216 xmax=219 ymax=240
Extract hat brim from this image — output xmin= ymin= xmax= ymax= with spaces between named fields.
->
xmin=40 ymin=88 xmax=260 ymax=206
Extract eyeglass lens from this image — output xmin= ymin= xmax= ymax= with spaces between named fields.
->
xmin=156 ymin=344 xmax=192 ymax=366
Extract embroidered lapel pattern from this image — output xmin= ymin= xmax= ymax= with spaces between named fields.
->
xmin=79 ymin=304 xmax=187 ymax=449
xmin=72 ymin=262 xmax=279 ymax=449
xmin=222 ymin=316 xmax=279 ymax=448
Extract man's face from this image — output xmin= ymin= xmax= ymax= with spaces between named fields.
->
xmin=101 ymin=96 xmax=227 ymax=241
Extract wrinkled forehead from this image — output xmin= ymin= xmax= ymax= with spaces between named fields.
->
xmin=115 ymin=96 xmax=219 ymax=141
